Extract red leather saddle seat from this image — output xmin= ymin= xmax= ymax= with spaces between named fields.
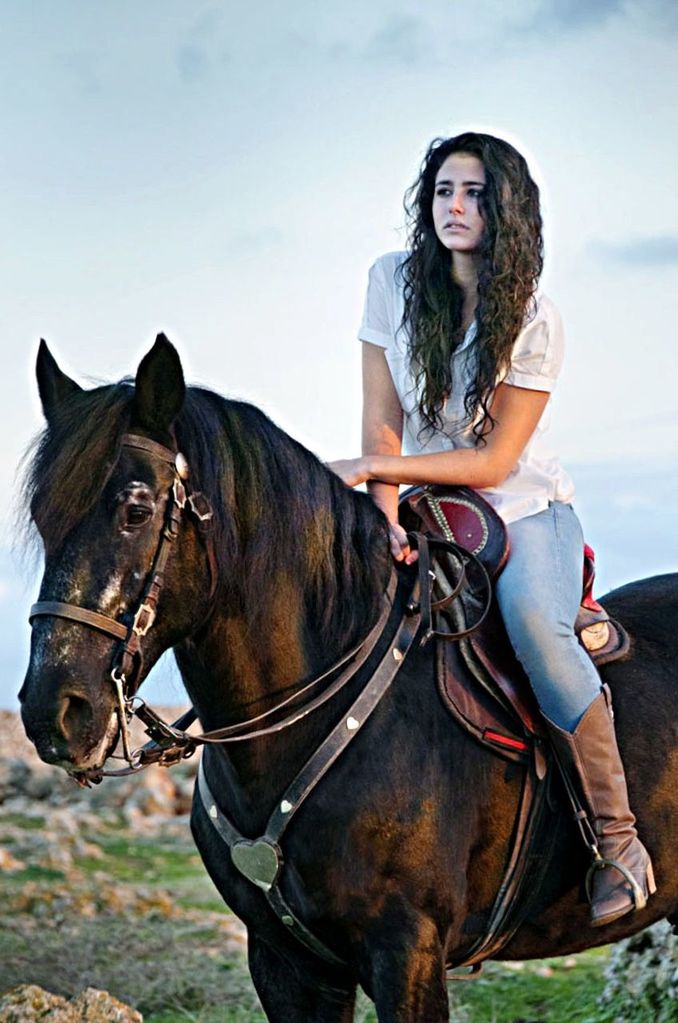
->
xmin=399 ymin=487 xmax=629 ymax=755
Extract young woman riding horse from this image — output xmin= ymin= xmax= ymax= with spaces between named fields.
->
xmin=330 ymin=131 xmax=655 ymax=927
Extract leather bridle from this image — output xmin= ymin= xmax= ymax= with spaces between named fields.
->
xmin=29 ymin=433 xmax=217 ymax=765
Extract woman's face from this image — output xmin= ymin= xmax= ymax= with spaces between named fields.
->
xmin=432 ymin=152 xmax=486 ymax=254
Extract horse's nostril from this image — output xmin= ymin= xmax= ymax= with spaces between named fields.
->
xmin=58 ymin=693 xmax=93 ymax=742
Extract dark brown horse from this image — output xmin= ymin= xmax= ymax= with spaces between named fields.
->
xmin=19 ymin=337 xmax=678 ymax=1022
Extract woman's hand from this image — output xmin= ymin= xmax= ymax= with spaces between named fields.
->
xmin=388 ymin=521 xmax=418 ymax=564
xmin=327 ymin=457 xmax=370 ymax=488
xmin=327 ymin=458 xmax=417 ymax=564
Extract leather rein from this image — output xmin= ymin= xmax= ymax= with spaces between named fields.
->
xmin=29 ymin=434 xmax=491 ymax=784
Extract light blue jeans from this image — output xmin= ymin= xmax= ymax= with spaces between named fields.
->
xmin=494 ymin=502 xmax=602 ymax=732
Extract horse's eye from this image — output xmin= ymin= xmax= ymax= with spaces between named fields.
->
xmin=124 ymin=505 xmax=153 ymax=529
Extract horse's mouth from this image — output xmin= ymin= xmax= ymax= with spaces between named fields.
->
xmin=60 ymin=711 xmax=121 ymax=784
xmin=30 ymin=747 xmax=106 ymax=786
xmin=68 ymin=767 xmax=105 ymax=788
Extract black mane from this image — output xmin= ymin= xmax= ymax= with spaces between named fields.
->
xmin=23 ymin=381 xmax=391 ymax=649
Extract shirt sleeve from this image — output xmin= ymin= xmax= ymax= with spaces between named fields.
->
xmin=502 ymin=296 xmax=565 ymax=392
xmin=357 ymin=257 xmax=395 ymax=350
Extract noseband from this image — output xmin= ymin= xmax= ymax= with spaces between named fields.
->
xmin=29 ymin=433 xmax=216 ymax=763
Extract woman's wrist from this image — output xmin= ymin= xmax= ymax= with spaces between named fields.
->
xmin=363 ymin=453 xmax=391 ymax=481
xmin=366 ymin=478 xmax=399 ymax=522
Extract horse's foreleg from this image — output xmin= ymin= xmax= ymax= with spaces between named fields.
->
xmin=367 ymin=913 xmax=449 ymax=1023
xmin=247 ymin=934 xmax=356 ymax=1023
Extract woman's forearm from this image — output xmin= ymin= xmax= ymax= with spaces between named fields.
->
xmin=361 ymin=384 xmax=552 ymax=491
xmin=367 ymin=480 xmax=400 ymax=523
xmin=365 ymin=447 xmax=503 ymax=490
xmin=361 ymin=360 xmax=404 ymax=523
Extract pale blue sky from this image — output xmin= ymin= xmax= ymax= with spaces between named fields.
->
xmin=1 ymin=0 xmax=677 ymax=707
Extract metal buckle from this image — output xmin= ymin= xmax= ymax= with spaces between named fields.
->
xmin=132 ymin=602 xmax=156 ymax=636
xmin=111 ymin=668 xmax=135 ymax=765
xmin=188 ymin=492 xmax=213 ymax=523
xmin=173 ymin=478 xmax=187 ymax=509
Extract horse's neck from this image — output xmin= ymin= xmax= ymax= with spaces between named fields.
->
xmin=187 ymin=579 xmax=314 ymax=726
xmin=182 ymin=540 xmax=388 ymax=726
xmin=177 ymin=593 xmax=345 ymax=827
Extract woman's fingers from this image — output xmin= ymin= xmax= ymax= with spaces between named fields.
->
xmin=388 ymin=523 xmax=419 ymax=564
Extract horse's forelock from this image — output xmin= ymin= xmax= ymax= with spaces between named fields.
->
xmin=22 ymin=382 xmax=134 ymax=554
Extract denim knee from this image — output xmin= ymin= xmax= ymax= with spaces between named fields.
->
xmin=495 ymin=503 xmax=602 ymax=730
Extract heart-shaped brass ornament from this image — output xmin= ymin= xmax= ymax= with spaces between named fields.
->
xmin=231 ymin=839 xmax=281 ymax=891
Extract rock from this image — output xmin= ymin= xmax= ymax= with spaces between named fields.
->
xmin=600 ymin=920 xmax=678 ymax=1016
xmin=0 ymin=985 xmax=142 ymax=1022
xmin=72 ymin=988 xmax=143 ymax=1022
xmin=125 ymin=766 xmax=178 ymax=816
xmin=0 ymin=984 xmax=74 ymax=1022
xmin=85 ymin=765 xmax=179 ymax=817
xmin=0 ymin=847 xmax=25 ymax=872
xmin=0 ymin=759 xmax=30 ymax=803
xmin=0 ymin=757 xmax=71 ymax=803
xmin=23 ymin=764 xmax=72 ymax=802
xmin=0 ymin=707 xmax=194 ymax=811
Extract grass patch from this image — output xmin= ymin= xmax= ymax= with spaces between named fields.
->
xmin=147 ymin=1009 xmax=264 ymax=1023
xmin=0 ymin=812 xmax=46 ymax=830
xmin=1 ymin=912 xmax=251 ymax=1017
xmin=2 ymin=864 xmax=65 ymax=882
xmin=86 ymin=833 xmax=203 ymax=879
xmin=137 ymin=953 xmax=615 ymax=1023
xmin=78 ymin=844 xmax=204 ymax=884
xmin=452 ymin=954 xmax=612 ymax=1023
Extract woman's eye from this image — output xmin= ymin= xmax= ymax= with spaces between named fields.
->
xmin=468 ymin=188 xmax=484 ymax=199
xmin=436 ymin=187 xmax=451 ymax=197
xmin=124 ymin=505 xmax=153 ymax=529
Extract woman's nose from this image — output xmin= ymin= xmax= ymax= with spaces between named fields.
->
xmin=449 ymin=194 xmax=464 ymax=215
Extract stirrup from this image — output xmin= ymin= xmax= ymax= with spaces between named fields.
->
xmin=585 ymin=855 xmax=648 ymax=912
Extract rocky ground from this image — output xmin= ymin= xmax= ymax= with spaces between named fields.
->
xmin=0 ymin=708 xmax=252 ymax=1022
xmin=0 ymin=985 xmax=143 ymax=1022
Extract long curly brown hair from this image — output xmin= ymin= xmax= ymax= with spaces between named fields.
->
xmin=400 ymin=132 xmax=543 ymax=440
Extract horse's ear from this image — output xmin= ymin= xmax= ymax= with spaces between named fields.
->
xmin=36 ymin=340 xmax=83 ymax=421
xmin=132 ymin=333 xmax=186 ymax=438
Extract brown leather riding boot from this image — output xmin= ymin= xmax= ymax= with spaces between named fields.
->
xmin=545 ymin=689 xmax=656 ymax=927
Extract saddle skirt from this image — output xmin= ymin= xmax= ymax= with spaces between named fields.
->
xmin=400 ymin=486 xmax=630 ymax=762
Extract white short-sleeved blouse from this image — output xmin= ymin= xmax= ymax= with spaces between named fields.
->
xmin=358 ymin=250 xmax=575 ymax=525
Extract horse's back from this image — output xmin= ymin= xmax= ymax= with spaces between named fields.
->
xmin=597 ymin=573 xmax=678 ymax=720
xmin=601 ymin=572 xmax=678 ymax=637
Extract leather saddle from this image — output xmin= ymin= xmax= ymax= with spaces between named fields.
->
xmin=399 ymin=486 xmax=630 ymax=763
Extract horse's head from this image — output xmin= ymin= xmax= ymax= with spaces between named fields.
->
xmin=19 ymin=336 xmax=215 ymax=778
